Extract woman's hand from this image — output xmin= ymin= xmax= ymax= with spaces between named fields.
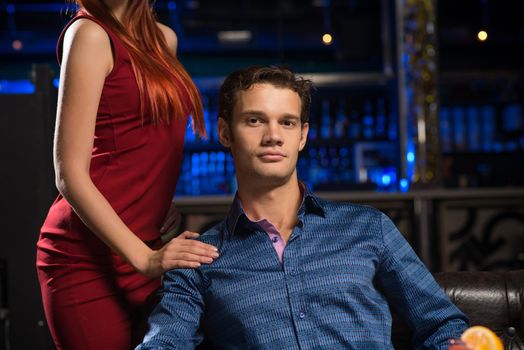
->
xmin=140 ymin=231 xmax=219 ymax=278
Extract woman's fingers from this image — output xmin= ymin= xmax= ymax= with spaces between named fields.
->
xmin=177 ymin=231 xmax=200 ymax=239
xmin=161 ymin=251 xmax=214 ymax=270
xmin=173 ymin=252 xmax=214 ymax=264
xmin=166 ymin=239 xmax=219 ymax=258
xmin=155 ymin=233 xmax=219 ymax=272
xmin=175 ymin=231 xmax=218 ymax=253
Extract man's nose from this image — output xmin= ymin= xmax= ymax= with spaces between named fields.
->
xmin=262 ymin=121 xmax=283 ymax=145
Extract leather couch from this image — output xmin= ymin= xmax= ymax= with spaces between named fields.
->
xmin=392 ymin=270 xmax=524 ymax=350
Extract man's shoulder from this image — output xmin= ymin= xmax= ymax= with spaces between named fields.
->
xmin=162 ymin=221 xmax=226 ymax=280
xmin=195 ymin=220 xmax=226 ymax=244
xmin=312 ymin=195 xmax=383 ymax=220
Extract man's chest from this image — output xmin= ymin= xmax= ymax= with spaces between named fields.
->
xmin=202 ymin=235 xmax=385 ymax=331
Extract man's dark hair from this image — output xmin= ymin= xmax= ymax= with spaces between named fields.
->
xmin=217 ymin=66 xmax=313 ymax=125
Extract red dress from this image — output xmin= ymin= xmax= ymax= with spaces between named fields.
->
xmin=36 ymin=12 xmax=188 ymax=350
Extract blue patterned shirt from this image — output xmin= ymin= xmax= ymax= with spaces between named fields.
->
xmin=138 ymin=191 xmax=468 ymax=349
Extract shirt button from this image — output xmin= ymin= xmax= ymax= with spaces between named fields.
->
xmin=290 ymin=269 xmax=298 ymax=276
xmin=299 ymin=312 xmax=305 ymax=319
xmin=271 ymin=236 xmax=279 ymax=243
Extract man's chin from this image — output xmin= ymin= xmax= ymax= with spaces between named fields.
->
xmin=250 ymin=172 xmax=293 ymax=187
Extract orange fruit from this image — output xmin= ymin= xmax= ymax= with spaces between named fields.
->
xmin=460 ymin=326 xmax=503 ymax=350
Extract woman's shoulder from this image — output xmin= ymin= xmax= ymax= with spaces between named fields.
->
xmin=156 ymin=22 xmax=178 ymax=53
xmin=64 ymin=18 xmax=112 ymax=48
xmin=60 ymin=18 xmax=113 ymax=74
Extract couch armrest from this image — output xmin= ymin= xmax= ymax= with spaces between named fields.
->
xmin=392 ymin=270 xmax=524 ymax=350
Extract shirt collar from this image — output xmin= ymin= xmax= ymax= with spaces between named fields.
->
xmin=225 ymin=182 xmax=325 ymax=236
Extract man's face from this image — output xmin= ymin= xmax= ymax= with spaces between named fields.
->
xmin=218 ymin=83 xmax=309 ymax=187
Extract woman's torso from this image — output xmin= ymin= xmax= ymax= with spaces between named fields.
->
xmin=37 ymin=12 xmax=188 ymax=260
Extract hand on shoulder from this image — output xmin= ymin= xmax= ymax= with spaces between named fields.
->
xmin=138 ymin=231 xmax=219 ymax=278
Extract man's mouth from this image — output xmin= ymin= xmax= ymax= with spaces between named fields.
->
xmin=258 ymin=152 xmax=286 ymax=161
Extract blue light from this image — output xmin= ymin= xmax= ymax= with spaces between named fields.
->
xmin=191 ymin=153 xmax=200 ymax=176
xmin=167 ymin=1 xmax=177 ymax=10
xmin=381 ymin=174 xmax=391 ymax=186
xmin=53 ymin=78 xmax=60 ymax=88
xmin=399 ymin=178 xmax=409 ymax=192
xmin=0 ymin=80 xmax=35 ymax=94
xmin=406 ymin=151 xmax=415 ymax=163
xmin=200 ymin=151 xmax=208 ymax=163
xmin=6 ymin=4 xmax=15 ymax=14
xmin=405 ymin=140 xmax=416 ymax=183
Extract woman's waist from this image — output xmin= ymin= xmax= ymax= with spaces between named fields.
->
xmin=36 ymin=235 xmax=162 ymax=269
xmin=40 ymin=197 xmax=166 ymax=245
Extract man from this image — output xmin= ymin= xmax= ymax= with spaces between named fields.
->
xmin=137 ymin=66 xmax=468 ymax=349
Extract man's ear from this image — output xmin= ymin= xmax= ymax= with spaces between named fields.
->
xmin=299 ymin=122 xmax=309 ymax=151
xmin=217 ymin=117 xmax=232 ymax=147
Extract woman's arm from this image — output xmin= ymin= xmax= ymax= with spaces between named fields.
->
xmin=55 ymin=19 xmax=218 ymax=278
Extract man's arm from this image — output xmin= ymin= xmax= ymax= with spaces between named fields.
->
xmin=136 ymin=268 xmax=206 ymax=350
xmin=375 ymin=212 xmax=469 ymax=350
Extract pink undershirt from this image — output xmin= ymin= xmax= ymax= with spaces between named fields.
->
xmin=246 ymin=184 xmax=305 ymax=264
xmin=255 ymin=219 xmax=286 ymax=263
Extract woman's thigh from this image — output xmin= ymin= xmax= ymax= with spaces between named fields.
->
xmin=37 ymin=259 xmax=159 ymax=350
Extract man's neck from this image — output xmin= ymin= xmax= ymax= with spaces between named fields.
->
xmin=237 ymin=177 xmax=302 ymax=241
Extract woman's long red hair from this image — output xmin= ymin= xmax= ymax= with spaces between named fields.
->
xmin=75 ymin=0 xmax=205 ymax=136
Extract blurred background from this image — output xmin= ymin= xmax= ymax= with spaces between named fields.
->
xmin=1 ymin=0 xmax=523 ymax=348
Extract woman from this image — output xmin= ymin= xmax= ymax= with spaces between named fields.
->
xmin=36 ymin=0 xmax=219 ymax=349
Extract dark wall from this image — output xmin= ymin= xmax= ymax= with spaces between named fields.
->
xmin=1 ymin=65 xmax=56 ymax=349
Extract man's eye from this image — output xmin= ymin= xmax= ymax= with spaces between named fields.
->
xmin=282 ymin=120 xmax=296 ymax=127
xmin=247 ymin=118 xmax=260 ymax=125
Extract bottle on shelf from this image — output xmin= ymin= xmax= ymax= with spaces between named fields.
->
xmin=339 ymin=146 xmax=352 ymax=183
xmin=375 ymin=98 xmax=386 ymax=139
xmin=334 ymin=99 xmax=348 ymax=139
xmin=320 ymin=98 xmax=332 ymax=140
xmin=480 ymin=105 xmax=496 ymax=152
xmin=502 ymin=103 xmax=523 ymax=151
xmin=466 ymin=106 xmax=481 ymax=152
xmin=362 ymin=99 xmax=375 ymax=139
xmin=348 ymin=110 xmax=361 ymax=140
xmin=439 ymin=106 xmax=452 ymax=153
xmin=387 ymin=108 xmax=398 ymax=141
xmin=308 ymin=103 xmax=318 ymax=141
xmin=452 ymin=106 xmax=466 ymax=152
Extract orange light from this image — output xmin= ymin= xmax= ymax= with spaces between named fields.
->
xmin=477 ymin=30 xmax=488 ymax=42
xmin=12 ymin=39 xmax=23 ymax=51
xmin=322 ymin=33 xmax=333 ymax=45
